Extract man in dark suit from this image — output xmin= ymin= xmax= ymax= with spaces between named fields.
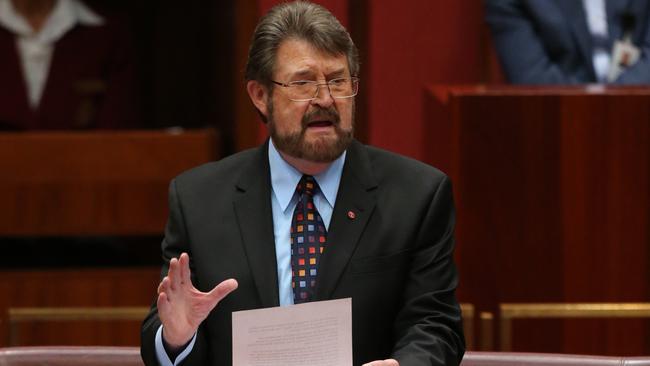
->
xmin=486 ymin=0 xmax=650 ymax=84
xmin=140 ymin=2 xmax=464 ymax=365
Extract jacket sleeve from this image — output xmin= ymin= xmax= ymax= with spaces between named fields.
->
xmin=485 ymin=0 xmax=583 ymax=84
xmin=391 ymin=176 xmax=466 ymax=366
xmin=140 ymin=179 xmax=209 ymax=366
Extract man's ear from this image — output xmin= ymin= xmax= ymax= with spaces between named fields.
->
xmin=247 ymin=80 xmax=270 ymax=118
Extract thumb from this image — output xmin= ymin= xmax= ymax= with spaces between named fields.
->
xmin=207 ymin=278 xmax=238 ymax=304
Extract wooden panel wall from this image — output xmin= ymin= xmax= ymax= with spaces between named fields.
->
xmin=426 ymin=86 xmax=650 ymax=354
xmin=0 ymin=130 xmax=219 ymax=236
xmin=366 ymin=1 xmax=485 ymax=160
xmin=0 ymin=268 xmax=160 ymax=347
xmin=0 ymin=130 xmax=219 ymax=346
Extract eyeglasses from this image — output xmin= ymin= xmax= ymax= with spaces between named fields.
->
xmin=271 ymin=77 xmax=359 ymax=102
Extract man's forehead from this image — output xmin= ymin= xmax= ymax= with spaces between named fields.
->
xmin=274 ymin=39 xmax=349 ymax=77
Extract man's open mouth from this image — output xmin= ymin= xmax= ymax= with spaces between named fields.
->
xmin=306 ymin=120 xmax=334 ymax=128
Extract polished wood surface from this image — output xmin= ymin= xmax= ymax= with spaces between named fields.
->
xmin=0 ymin=130 xmax=217 ymax=346
xmin=499 ymin=303 xmax=650 ymax=351
xmin=460 ymin=303 xmax=476 ymax=350
xmin=0 ymin=268 xmax=160 ymax=347
xmin=0 ymin=346 xmax=144 ymax=366
xmin=426 ymin=85 xmax=650 ymax=354
xmin=0 ymin=129 xmax=219 ymax=236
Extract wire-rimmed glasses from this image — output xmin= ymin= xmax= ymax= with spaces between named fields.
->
xmin=271 ymin=77 xmax=359 ymax=102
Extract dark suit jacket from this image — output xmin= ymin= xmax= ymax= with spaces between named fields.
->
xmin=141 ymin=140 xmax=465 ymax=366
xmin=485 ymin=0 xmax=650 ymax=84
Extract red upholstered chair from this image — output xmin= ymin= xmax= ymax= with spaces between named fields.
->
xmin=461 ymin=352 xmax=650 ymax=366
xmin=0 ymin=346 xmax=143 ymax=366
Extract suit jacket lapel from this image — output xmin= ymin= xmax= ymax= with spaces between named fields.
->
xmin=606 ymin=0 xmax=630 ymax=42
xmin=555 ymin=0 xmax=597 ymax=79
xmin=233 ymin=141 xmax=280 ymax=308
xmin=315 ymin=140 xmax=378 ymax=300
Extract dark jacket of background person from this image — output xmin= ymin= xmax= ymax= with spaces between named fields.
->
xmin=485 ymin=0 xmax=650 ymax=84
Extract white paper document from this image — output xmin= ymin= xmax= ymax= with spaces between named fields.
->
xmin=232 ymin=298 xmax=352 ymax=366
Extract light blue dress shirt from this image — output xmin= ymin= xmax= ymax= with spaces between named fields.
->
xmin=268 ymin=138 xmax=345 ymax=306
xmin=155 ymin=139 xmax=346 ymax=365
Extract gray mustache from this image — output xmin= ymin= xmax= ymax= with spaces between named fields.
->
xmin=302 ymin=107 xmax=341 ymax=126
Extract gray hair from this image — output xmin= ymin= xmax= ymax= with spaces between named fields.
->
xmin=245 ymin=1 xmax=360 ymax=87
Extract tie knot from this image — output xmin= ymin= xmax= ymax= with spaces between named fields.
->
xmin=296 ymin=175 xmax=318 ymax=197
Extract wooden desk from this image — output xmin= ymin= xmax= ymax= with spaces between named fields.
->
xmin=0 ymin=129 xmax=219 ymax=345
xmin=0 ymin=129 xmax=219 ymax=236
xmin=425 ymin=86 xmax=650 ymax=354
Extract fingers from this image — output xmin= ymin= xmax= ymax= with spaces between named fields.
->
xmin=162 ymin=253 xmax=237 ymax=306
xmin=208 ymin=278 xmax=239 ymax=304
xmin=167 ymin=256 xmax=181 ymax=291
xmin=156 ymin=291 xmax=170 ymax=318
xmin=362 ymin=360 xmax=399 ymax=366
xmin=179 ymin=252 xmax=191 ymax=287
xmin=166 ymin=252 xmax=190 ymax=292
xmin=157 ymin=253 xmax=188 ymax=300
xmin=157 ymin=276 xmax=171 ymax=294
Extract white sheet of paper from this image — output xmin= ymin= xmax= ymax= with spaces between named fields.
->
xmin=232 ymin=298 xmax=352 ymax=366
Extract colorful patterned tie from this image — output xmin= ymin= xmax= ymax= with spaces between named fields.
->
xmin=291 ymin=175 xmax=327 ymax=304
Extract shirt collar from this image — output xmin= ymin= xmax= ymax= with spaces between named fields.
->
xmin=269 ymin=139 xmax=346 ymax=213
xmin=0 ymin=0 xmax=104 ymax=41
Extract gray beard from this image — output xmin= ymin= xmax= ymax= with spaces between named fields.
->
xmin=268 ymin=101 xmax=354 ymax=163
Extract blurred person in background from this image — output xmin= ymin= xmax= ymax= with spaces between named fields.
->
xmin=0 ymin=0 xmax=139 ymax=130
xmin=486 ymin=0 xmax=650 ymax=84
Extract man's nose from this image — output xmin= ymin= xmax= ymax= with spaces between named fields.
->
xmin=310 ymin=83 xmax=334 ymax=108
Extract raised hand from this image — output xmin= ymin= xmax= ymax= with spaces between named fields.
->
xmin=156 ymin=252 xmax=238 ymax=349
